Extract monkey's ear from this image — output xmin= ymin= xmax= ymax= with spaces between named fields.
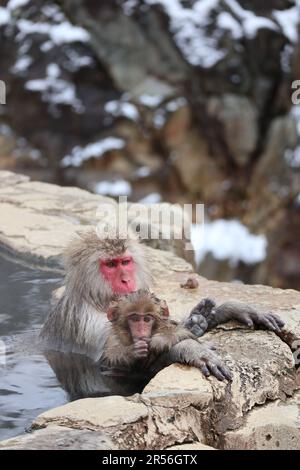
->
xmin=160 ymin=300 xmax=169 ymax=318
xmin=107 ymin=304 xmax=119 ymax=322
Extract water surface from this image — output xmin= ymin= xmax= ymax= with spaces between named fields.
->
xmin=0 ymin=256 xmax=66 ymax=441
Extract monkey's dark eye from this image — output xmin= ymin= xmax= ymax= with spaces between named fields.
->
xmin=105 ymin=260 xmax=117 ymax=268
xmin=144 ymin=315 xmax=154 ymax=323
xmin=122 ymin=258 xmax=131 ymax=266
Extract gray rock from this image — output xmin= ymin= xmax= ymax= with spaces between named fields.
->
xmin=0 ymin=171 xmax=192 ymax=270
xmin=0 ymin=425 xmax=115 ymax=450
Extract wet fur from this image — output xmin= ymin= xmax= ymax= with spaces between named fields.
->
xmin=40 ymin=229 xmax=152 ymax=360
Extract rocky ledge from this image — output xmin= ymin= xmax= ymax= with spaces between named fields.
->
xmin=0 ymin=171 xmax=299 ymax=450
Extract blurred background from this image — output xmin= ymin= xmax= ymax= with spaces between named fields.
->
xmin=0 ymin=0 xmax=299 ymax=289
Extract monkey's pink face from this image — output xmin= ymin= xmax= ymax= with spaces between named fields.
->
xmin=99 ymin=251 xmax=137 ymax=294
xmin=127 ymin=313 xmax=155 ymax=341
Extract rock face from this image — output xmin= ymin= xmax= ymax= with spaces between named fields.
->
xmin=0 ymin=172 xmax=299 ymax=450
xmin=0 ymin=0 xmax=300 ymax=288
xmin=222 ymin=391 xmax=300 ymax=450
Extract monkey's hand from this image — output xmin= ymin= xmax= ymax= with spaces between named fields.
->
xmin=169 ymin=339 xmax=232 ymax=382
xmin=214 ymin=302 xmax=285 ymax=333
xmin=194 ymin=343 xmax=233 ymax=382
xmin=184 ymin=298 xmax=216 ymax=337
xmin=132 ymin=339 xmax=149 ymax=359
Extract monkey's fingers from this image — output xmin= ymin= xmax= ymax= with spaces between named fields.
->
xmin=268 ymin=313 xmax=285 ymax=329
xmin=186 ymin=315 xmax=208 ymax=335
xmin=201 ymin=351 xmax=233 ymax=382
xmin=198 ymin=360 xmax=230 ymax=381
xmin=235 ymin=313 xmax=254 ymax=328
xmin=198 ymin=362 xmax=210 ymax=377
xmin=191 ymin=298 xmax=216 ymax=318
xmin=255 ymin=314 xmax=282 ymax=332
xmin=191 ymin=323 xmax=207 ymax=337
xmin=134 ymin=349 xmax=149 ymax=359
xmin=207 ymin=364 xmax=227 ymax=381
xmin=215 ymin=363 xmax=233 ymax=382
xmin=133 ymin=340 xmax=149 ymax=358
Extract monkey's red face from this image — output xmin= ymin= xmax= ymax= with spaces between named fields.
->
xmin=99 ymin=251 xmax=136 ymax=294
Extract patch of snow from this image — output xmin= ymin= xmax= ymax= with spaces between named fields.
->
xmin=224 ymin=0 xmax=278 ymax=39
xmin=153 ymin=110 xmax=166 ymax=128
xmin=105 ymin=100 xmax=139 ymax=121
xmin=16 ymin=19 xmax=90 ymax=45
xmin=138 ymin=94 xmax=164 ymax=108
xmin=7 ymin=0 xmax=30 ymax=10
xmin=0 ymin=7 xmax=10 ymax=25
xmin=19 ymin=39 xmax=31 ymax=55
xmin=146 ymin=0 xmax=224 ymax=67
xmin=28 ymin=148 xmax=42 ymax=160
xmin=94 ymin=180 xmax=132 ymax=197
xmin=244 ymin=17 xmax=278 ymax=39
xmin=25 ymin=64 xmax=83 ymax=112
xmin=135 ymin=166 xmax=151 ymax=178
xmin=122 ymin=0 xmax=138 ymax=16
xmin=64 ymin=49 xmax=94 ymax=72
xmin=138 ymin=193 xmax=162 ymax=204
xmin=40 ymin=41 xmax=53 ymax=52
xmin=47 ymin=63 xmax=60 ymax=78
xmin=42 ymin=4 xmax=65 ymax=22
xmin=284 ymin=148 xmax=300 ymax=168
xmin=217 ymin=11 xmax=243 ymax=39
xmin=191 ymin=219 xmax=267 ymax=267
xmin=0 ymin=124 xmax=13 ymax=136
xmin=61 ymin=137 xmax=125 ymax=167
xmin=49 ymin=22 xmax=90 ymax=45
xmin=280 ymin=44 xmax=294 ymax=73
xmin=165 ymin=97 xmax=187 ymax=112
xmin=11 ymin=55 xmax=32 ymax=74
xmin=273 ymin=6 xmax=300 ymax=43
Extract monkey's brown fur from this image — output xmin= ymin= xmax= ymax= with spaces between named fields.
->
xmin=103 ymin=290 xmax=193 ymax=368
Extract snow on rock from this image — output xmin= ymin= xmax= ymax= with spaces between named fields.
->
xmin=11 ymin=55 xmax=32 ymax=74
xmin=273 ymin=4 xmax=300 ymax=43
xmin=61 ymin=137 xmax=126 ymax=167
xmin=135 ymin=166 xmax=151 ymax=177
xmin=224 ymin=0 xmax=278 ymax=39
xmin=105 ymin=100 xmax=139 ymax=121
xmin=139 ymin=193 xmax=162 ymax=204
xmin=191 ymin=219 xmax=267 ymax=267
xmin=25 ymin=64 xmax=84 ymax=112
xmin=145 ymin=0 xmax=299 ymax=62
xmin=63 ymin=50 xmax=94 ymax=72
xmin=7 ymin=0 xmax=30 ymax=9
xmin=94 ymin=180 xmax=132 ymax=197
xmin=146 ymin=0 xmax=224 ymax=68
xmin=285 ymin=148 xmax=300 ymax=168
xmin=217 ymin=11 xmax=243 ymax=39
xmin=122 ymin=0 xmax=139 ymax=16
xmin=42 ymin=4 xmax=65 ymax=22
xmin=165 ymin=97 xmax=187 ymax=112
xmin=138 ymin=94 xmax=164 ymax=108
xmin=0 ymin=7 xmax=10 ymax=25
xmin=16 ymin=19 xmax=90 ymax=45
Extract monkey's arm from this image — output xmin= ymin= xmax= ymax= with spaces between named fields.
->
xmin=163 ymin=339 xmax=232 ymax=382
xmin=184 ymin=298 xmax=285 ymax=338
